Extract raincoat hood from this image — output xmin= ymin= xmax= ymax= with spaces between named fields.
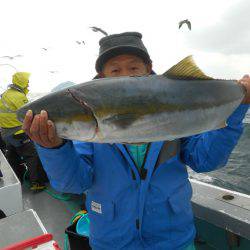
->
xmin=12 ymin=72 xmax=30 ymax=89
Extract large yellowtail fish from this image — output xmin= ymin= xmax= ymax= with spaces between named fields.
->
xmin=17 ymin=56 xmax=246 ymax=143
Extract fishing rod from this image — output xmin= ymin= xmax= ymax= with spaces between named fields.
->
xmin=0 ymin=63 xmax=18 ymax=71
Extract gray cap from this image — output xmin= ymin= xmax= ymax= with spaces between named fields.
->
xmin=95 ymin=32 xmax=152 ymax=72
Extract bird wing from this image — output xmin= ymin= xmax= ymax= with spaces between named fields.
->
xmin=98 ymin=28 xmax=108 ymax=36
xmin=90 ymin=26 xmax=108 ymax=36
xmin=178 ymin=20 xmax=191 ymax=30
xmin=0 ymin=56 xmax=11 ymax=59
xmin=90 ymin=26 xmax=98 ymax=32
xmin=178 ymin=21 xmax=183 ymax=29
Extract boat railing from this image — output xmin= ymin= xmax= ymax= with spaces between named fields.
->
xmin=191 ymin=178 xmax=250 ymax=240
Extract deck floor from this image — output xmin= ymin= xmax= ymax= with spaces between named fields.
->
xmin=22 ymin=184 xmax=82 ymax=249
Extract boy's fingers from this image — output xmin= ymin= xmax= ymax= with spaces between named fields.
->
xmin=239 ymin=74 xmax=250 ymax=84
xmin=47 ymin=120 xmax=63 ymax=147
xmin=39 ymin=110 xmax=51 ymax=145
xmin=47 ymin=120 xmax=56 ymax=143
xmin=22 ymin=110 xmax=33 ymax=131
xmin=29 ymin=114 xmax=42 ymax=143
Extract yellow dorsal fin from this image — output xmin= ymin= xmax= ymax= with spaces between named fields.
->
xmin=163 ymin=55 xmax=214 ymax=80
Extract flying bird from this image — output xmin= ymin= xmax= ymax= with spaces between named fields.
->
xmin=76 ymin=41 xmax=85 ymax=45
xmin=90 ymin=26 xmax=108 ymax=36
xmin=0 ymin=55 xmax=23 ymax=60
xmin=42 ymin=47 xmax=52 ymax=51
xmin=179 ymin=19 xmax=191 ymax=30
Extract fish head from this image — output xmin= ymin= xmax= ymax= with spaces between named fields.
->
xmin=17 ymin=88 xmax=97 ymax=141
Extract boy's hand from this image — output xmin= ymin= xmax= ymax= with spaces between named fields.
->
xmin=22 ymin=110 xmax=64 ymax=148
xmin=238 ymin=74 xmax=250 ymax=104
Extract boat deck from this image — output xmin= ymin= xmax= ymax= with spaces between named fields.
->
xmin=22 ymin=184 xmax=82 ymax=249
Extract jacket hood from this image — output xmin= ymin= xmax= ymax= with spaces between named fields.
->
xmin=12 ymin=72 xmax=30 ymax=89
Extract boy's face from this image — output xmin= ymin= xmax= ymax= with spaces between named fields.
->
xmin=101 ymin=54 xmax=152 ymax=78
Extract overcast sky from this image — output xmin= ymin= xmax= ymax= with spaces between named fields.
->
xmin=0 ymin=0 xmax=249 ymax=93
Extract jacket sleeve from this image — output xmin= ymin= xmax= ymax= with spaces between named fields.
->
xmin=180 ymin=104 xmax=249 ymax=173
xmin=36 ymin=140 xmax=94 ymax=194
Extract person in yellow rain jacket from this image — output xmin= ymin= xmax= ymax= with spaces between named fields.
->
xmin=0 ymin=72 xmax=48 ymax=191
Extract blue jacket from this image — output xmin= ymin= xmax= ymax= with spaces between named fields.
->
xmin=36 ymin=104 xmax=249 ymax=250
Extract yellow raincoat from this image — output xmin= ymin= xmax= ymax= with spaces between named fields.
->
xmin=0 ymin=72 xmax=30 ymax=135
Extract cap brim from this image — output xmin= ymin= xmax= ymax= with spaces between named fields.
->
xmin=95 ymin=46 xmax=151 ymax=72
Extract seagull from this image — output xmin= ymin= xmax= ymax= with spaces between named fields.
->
xmin=76 ymin=41 xmax=85 ymax=45
xmin=90 ymin=26 xmax=108 ymax=36
xmin=42 ymin=47 xmax=52 ymax=51
xmin=0 ymin=55 xmax=23 ymax=60
xmin=179 ymin=19 xmax=191 ymax=30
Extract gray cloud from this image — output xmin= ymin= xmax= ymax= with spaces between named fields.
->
xmin=186 ymin=0 xmax=250 ymax=55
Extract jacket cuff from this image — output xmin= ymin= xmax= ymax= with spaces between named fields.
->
xmin=35 ymin=140 xmax=73 ymax=155
xmin=227 ymin=104 xmax=249 ymax=126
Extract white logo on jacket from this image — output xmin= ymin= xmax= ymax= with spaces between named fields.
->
xmin=91 ymin=201 xmax=102 ymax=214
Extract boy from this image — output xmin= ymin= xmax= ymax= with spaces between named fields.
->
xmin=23 ymin=32 xmax=250 ymax=249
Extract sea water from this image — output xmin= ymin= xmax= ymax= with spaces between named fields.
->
xmin=189 ymin=109 xmax=250 ymax=195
